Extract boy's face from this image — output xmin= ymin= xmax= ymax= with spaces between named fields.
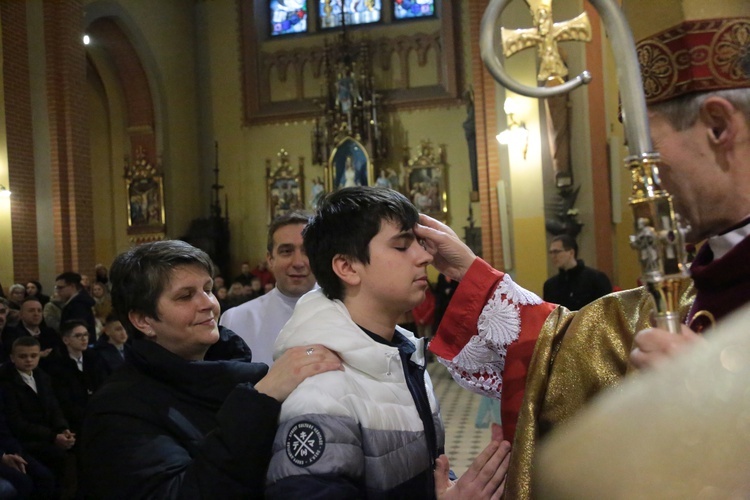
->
xmin=352 ymin=220 xmax=433 ymax=315
xmin=11 ymin=345 xmax=41 ymax=375
xmin=105 ymin=320 xmax=128 ymax=346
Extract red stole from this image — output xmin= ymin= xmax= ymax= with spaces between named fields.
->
xmin=688 ymin=234 xmax=750 ymax=332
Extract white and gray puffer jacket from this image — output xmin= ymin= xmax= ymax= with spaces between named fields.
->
xmin=266 ymin=289 xmax=445 ymax=499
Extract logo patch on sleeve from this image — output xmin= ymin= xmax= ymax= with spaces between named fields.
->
xmin=285 ymin=421 xmax=325 ymax=467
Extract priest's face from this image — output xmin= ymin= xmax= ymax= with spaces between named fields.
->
xmin=267 ymin=223 xmax=316 ymax=298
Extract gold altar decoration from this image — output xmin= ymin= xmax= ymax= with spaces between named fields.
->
xmin=266 ymin=148 xmax=305 ymax=222
xmin=403 ymin=141 xmax=448 ymax=222
xmin=124 ymin=146 xmax=165 ymax=242
xmin=311 ymin=22 xmax=387 ymax=194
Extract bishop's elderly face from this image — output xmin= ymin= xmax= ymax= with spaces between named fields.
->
xmin=648 ymin=107 xmax=740 ymax=243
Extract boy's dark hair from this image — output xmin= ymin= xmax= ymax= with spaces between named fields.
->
xmin=12 ymin=335 xmax=40 ymax=351
xmin=267 ymin=211 xmax=312 ymax=253
xmin=60 ymin=319 xmax=90 ymax=337
xmin=551 ymin=234 xmax=578 ymax=258
xmin=104 ymin=312 xmax=120 ymax=326
xmin=110 ymin=240 xmax=216 ymax=338
xmin=56 ymin=271 xmax=82 ymax=288
xmin=304 ymin=186 xmax=418 ymax=301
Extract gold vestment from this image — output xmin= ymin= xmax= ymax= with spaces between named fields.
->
xmin=506 ymin=280 xmax=695 ymax=498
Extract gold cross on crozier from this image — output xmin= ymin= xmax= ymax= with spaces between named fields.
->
xmin=501 ymin=0 xmax=592 ymax=85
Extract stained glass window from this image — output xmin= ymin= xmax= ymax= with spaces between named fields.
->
xmin=318 ymin=0 xmax=382 ymax=30
xmin=393 ymin=0 xmax=434 ymax=20
xmin=270 ymin=0 xmax=308 ymax=36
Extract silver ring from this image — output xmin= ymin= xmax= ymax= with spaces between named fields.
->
xmin=306 ymin=347 xmax=315 ymax=356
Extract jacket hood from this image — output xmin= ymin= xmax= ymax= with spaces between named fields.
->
xmin=274 ymin=289 xmax=425 ymax=378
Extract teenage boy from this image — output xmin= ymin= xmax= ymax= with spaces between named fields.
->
xmin=1 ymin=337 xmax=75 ymax=481
xmin=47 ymin=321 xmax=107 ymax=436
xmin=266 ymin=187 xmax=508 ymax=499
xmin=94 ymin=314 xmax=129 ymax=376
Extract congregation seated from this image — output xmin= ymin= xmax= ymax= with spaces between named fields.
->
xmin=0 ymin=336 xmax=75 ymax=489
xmin=2 ymin=298 xmax=62 ymax=365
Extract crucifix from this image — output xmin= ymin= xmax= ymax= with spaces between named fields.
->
xmin=501 ymin=0 xmax=592 ymax=85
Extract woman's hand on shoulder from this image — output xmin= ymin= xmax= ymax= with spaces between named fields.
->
xmin=254 ymin=345 xmax=342 ymax=402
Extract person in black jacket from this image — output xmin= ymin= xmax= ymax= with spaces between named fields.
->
xmin=81 ymin=239 xmax=342 ymax=499
xmin=55 ymin=272 xmax=96 ymax=344
xmin=0 ymin=389 xmax=55 ymax=499
xmin=47 ymin=320 xmax=107 ymax=437
xmin=93 ymin=314 xmax=128 ymax=377
xmin=543 ymin=234 xmax=613 ymax=311
xmin=2 ymin=298 xmax=63 ymax=362
xmin=1 ymin=336 xmax=75 ymax=485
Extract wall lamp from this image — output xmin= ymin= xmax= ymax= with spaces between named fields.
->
xmin=0 ymin=185 xmax=10 ymax=198
xmin=496 ymin=98 xmax=529 ymax=159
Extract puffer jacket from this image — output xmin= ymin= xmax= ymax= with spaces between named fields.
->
xmin=266 ymin=289 xmax=445 ymax=499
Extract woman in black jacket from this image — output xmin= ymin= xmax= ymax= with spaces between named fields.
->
xmin=81 ymin=240 xmax=341 ymax=499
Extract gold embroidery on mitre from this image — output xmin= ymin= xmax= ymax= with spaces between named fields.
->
xmin=636 ymin=18 xmax=750 ymax=104
xmin=711 ymin=20 xmax=750 ymax=84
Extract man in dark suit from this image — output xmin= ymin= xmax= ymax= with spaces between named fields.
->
xmin=55 ymin=272 xmax=96 ymax=344
xmin=2 ymin=297 xmax=63 ymax=361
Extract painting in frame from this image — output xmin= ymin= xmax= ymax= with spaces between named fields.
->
xmin=328 ymin=137 xmax=373 ymax=191
xmin=125 ymin=148 xmax=166 ymax=237
xmin=403 ymin=141 xmax=448 ymax=221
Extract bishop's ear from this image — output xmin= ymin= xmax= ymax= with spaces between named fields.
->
xmin=331 ymin=254 xmax=361 ymax=287
xmin=701 ymin=96 xmax=737 ymax=144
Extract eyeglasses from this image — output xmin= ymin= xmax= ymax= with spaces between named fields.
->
xmin=54 ymin=284 xmax=71 ymax=290
xmin=548 ymin=249 xmax=568 ymax=255
xmin=70 ymin=333 xmax=88 ymax=340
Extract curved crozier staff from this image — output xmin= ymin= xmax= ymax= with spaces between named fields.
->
xmin=480 ymin=0 xmax=690 ymax=333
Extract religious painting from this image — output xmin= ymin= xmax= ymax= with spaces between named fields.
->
xmin=124 ymin=148 xmax=166 ymax=237
xmin=267 ymin=149 xmax=305 ymax=221
xmin=319 ymin=0 xmax=381 ymax=29
xmin=403 ymin=141 xmax=448 ymax=221
xmin=328 ymin=137 xmax=373 ymax=191
xmin=270 ymin=0 xmax=308 ymax=36
xmin=393 ymin=0 xmax=435 ymax=20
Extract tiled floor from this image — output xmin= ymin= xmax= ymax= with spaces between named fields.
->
xmin=428 ymin=360 xmax=497 ymax=477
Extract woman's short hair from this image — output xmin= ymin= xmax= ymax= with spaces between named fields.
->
xmin=110 ymin=240 xmax=215 ymax=337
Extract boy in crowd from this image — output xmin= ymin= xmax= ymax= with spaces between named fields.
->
xmin=94 ymin=314 xmax=129 ymax=376
xmin=266 ymin=187 xmax=508 ymax=498
xmin=47 ymin=320 xmax=107 ymax=437
xmin=1 ymin=337 xmax=75 ymax=482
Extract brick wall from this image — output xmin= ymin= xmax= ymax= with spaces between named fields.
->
xmin=44 ymin=0 xmax=95 ymax=276
xmin=1 ymin=1 xmax=39 ymax=283
xmin=467 ymin=0 xmax=504 ymax=269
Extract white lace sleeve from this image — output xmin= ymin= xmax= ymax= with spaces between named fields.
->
xmin=438 ymin=274 xmax=542 ymax=400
